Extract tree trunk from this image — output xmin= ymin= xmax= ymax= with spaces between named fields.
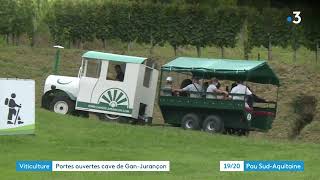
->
xmin=293 ymin=39 xmax=298 ymax=62
xmin=67 ymin=40 xmax=71 ymax=49
xmin=6 ymin=34 xmax=9 ymax=44
xmin=80 ymin=42 xmax=84 ymax=49
xmin=268 ymin=37 xmax=272 ymax=61
xmin=72 ymin=39 xmax=77 ymax=49
xmin=316 ymin=43 xmax=319 ymax=64
xmin=149 ymin=44 xmax=155 ymax=55
xmin=30 ymin=31 xmax=36 ymax=47
xmin=220 ymin=46 xmax=224 ymax=58
xmin=11 ymin=34 xmax=15 ymax=45
xmin=242 ymin=18 xmax=249 ymax=60
xmin=31 ymin=18 xmax=37 ymax=47
xmin=15 ymin=34 xmax=20 ymax=46
xmin=77 ymin=39 xmax=81 ymax=49
xmin=173 ymin=45 xmax=177 ymax=56
xmin=102 ymin=39 xmax=106 ymax=49
xmin=196 ymin=46 xmax=201 ymax=57
xmin=244 ymin=41 xmax=249 ymax=60
xmin=127 ymin=41 xmax=131 ymax=52
xmin=149 ymin=36 xmax=154 ymax=55
xmin=244 ymin=51 xmax=249 ymax=60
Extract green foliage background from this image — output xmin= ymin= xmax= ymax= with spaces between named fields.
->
xmin=0 ymin=0 xmax=319 ymax=59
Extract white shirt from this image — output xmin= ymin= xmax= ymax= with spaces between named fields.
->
xmin=230 ymin=84 xmax=252 ymax=100
xmin=206 ymin=84 xmax=217 ymax=92
xmin=182 ymin=83 xmax=202 ymax=98
xmin=206 ymin=83 xmax=225 ymax=99
xmin=162 ymin=84 xmax=172 ymax=96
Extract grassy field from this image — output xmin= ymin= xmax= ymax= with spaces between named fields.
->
xmin=0 ymin=44 xmax=320 ymax=179
xmin=0 ymin=109 xmax=320 ymax=180
xmin=0 ymin=44 xmax=319 ymax=142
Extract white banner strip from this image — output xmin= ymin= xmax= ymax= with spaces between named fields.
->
xmin=52 ymin=161 xmax=170 ymax=171
xmin=220 ymin=161 xmax=244 ymax=171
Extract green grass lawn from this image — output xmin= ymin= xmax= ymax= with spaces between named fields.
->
xmin=0 ymin=109 xmax=319 ymax=180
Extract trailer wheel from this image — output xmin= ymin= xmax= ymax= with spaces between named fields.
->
xmin=49 ymin=96 xmax=75 ymax=115
xmin=99 ymin=114 xmax=120 ymax=121
xmin=203 ymin=115 xmax=224 ymax=133
xmin=237 ymin=129 xmax=250 ymax=136
xmin=181 ymin=113 xmax=200 ymax=130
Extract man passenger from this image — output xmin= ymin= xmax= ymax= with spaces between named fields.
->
xmin=230 ymin=80 xmax=252 ymax=108
xmin=206 ymin=77 xmax=228 ymax=99
xmin=162 ymin=76 xmax=174 ymax=96
xmin=174 ymin=76 xmax=202 ymax=98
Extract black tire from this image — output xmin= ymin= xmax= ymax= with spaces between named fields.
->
xmin=49 ymin=96 xmax=75 ymax=115
xmin=237 ymin=129 xmax=250 ymax=136
xmin=41 ymin=94 xmax=53 ymax=109
xmin=202 ymin=115 xmax=224 ymax=133
xmin=181 ymin=113 xmax=201 ymax=130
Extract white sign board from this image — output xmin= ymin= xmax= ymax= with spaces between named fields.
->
xmin=0 ymin=79 xmax=35 ymax=135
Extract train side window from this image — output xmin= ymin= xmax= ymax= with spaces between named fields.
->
xmin=86 ymin=59 xmax=101 ymax=78
xmin=107 ymin=62 xmax=126 ymax=82
xmin=143 ymin=67 xmax=153 ymax=88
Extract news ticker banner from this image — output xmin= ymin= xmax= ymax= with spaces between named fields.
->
xmin=220 ymin=161 xmax=304 ymax=172
xmin=16 ymin=161 xmax=170 ymax=172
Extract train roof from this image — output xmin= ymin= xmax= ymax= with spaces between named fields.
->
xmin=82 ymin=51 xmax=147 ymax=64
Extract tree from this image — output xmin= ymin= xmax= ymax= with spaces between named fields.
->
xmin=30 ymin=0 xmax=49 ymax=47
xmin=185 ymin=5 xmax=209 ymax=57
xmin=208 ymin=7 xmax=244 ymax=58
xmin=95 ymin=1 xmax=113 ymax=49
xmin=0 ymin=0 xmax=16 ymax=44
xmin=289 ymin=24 xmax=304 ymax=62
xmin=303 ymin=9 xmax=320 ymax=63
xmin=248 ymin=8 xmax=291 ymax=60
xmin=109 ymin=2 xmax=137 ymax=52
xmin=11 ymin=0 xmax=34 ymax=45
xmin=131 ymin=2 xmax=167 ymax=55
xmin=164 ymin=4 xmax=189 ymax=56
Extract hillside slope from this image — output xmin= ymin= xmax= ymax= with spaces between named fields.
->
xmin=0 ymin=109 xmax=319 ymax=180
xmin=0 ymin=45 xmax=319 ymax=143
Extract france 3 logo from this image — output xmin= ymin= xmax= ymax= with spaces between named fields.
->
xmin=287 ymin=11 xmax=301 ymax=24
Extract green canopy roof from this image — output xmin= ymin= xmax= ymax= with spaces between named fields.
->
xmin=162 ymin=57 xmax=280 ymax=86
xmin=82 ymin=51 xmax=147 ymax=64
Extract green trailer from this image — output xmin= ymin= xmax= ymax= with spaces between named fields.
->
xmin=158 ymin=57 xmax=280 ymax=135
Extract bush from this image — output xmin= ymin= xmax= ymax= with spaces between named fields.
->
xmin=289 ymin=94 xmax=317 ymax=139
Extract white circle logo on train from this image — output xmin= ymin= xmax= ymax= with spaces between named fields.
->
xmin=98 ymin=88 xmax=129 ymax=109
xmin=247 ymin=113 xmax=252 ymax=121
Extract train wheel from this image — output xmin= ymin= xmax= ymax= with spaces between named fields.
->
xmin=49 ymin=96 xmax=75 ymax=115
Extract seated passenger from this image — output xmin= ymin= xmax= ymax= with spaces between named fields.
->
xmin=230 ymin=81 xmax=237 ymax=91
xmin=206 ymin=78 xmax=228 ymax=99
xmin=230 ymin=80 xmax=252 ymax=108
xmin=162 ymin=77 xmax=174 ymax=96
xmin=115 ymin=65 xmax=124 ymax=81
xmin=179 ymin=79 xmax=192 ymax=97
xmin=174 ymin=76 xmax=202 ymax=98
